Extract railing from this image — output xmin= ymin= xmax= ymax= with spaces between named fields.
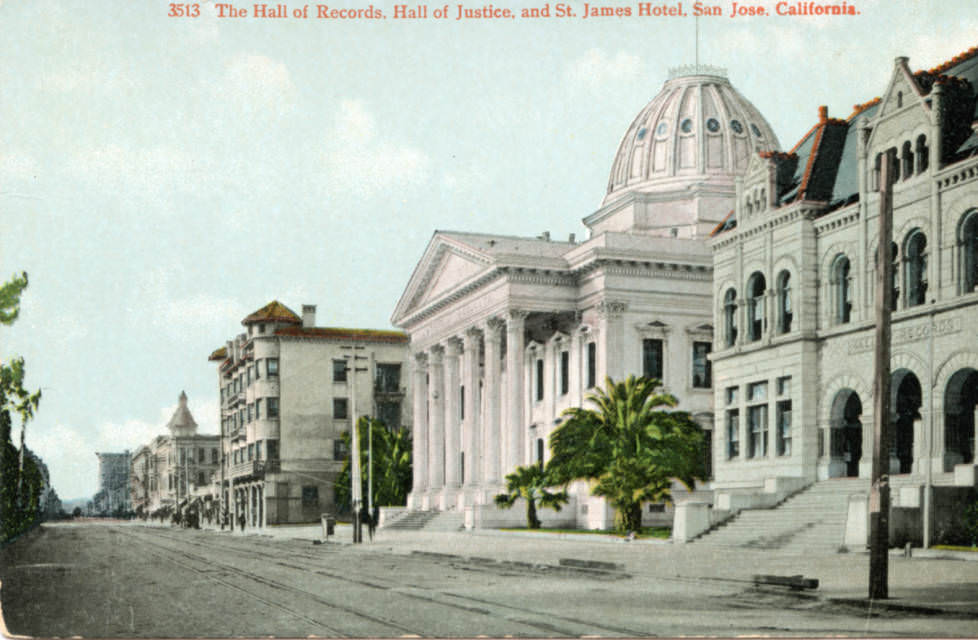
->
xmin=229 ymin=459 xmax=280 ymax=478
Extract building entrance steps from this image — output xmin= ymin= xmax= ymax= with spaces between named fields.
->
xmin=383 ymin=510 xmax=465 ymax=531
xmin=694 ymin=478 xmax=870 ymax=554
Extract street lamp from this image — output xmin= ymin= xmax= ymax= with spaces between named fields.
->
xmin=343 ymin=346 xmax=369 ymax=543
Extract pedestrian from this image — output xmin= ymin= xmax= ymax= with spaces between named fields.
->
xmin=239 ymin=511 xmax=246 ymax=533
xmin=360 ymin=504 xmax=371 ymax=541
xmin=370 ymin=505 xmax=379 ymax=540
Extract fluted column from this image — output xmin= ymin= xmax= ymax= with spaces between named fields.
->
xmin=411 ymin=352 xmax=428 ymax=501
xmin=462 ymin=327 xmax=482 ymax=489
xmin=505 ymin=311 xmax=528 ymax=472
xmin=427 ymin=347 xmax=444 ymax=492
xmin=596 ymin=301 xmax=627 ymax=381
xmin=571 ymin=327 xmax=586 ymax=408
xmin=483 ymin=318 xmax=504 ymax=485
xmin=443 ymin=338 xmax=462 ymax=489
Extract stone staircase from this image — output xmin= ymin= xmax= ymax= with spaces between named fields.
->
xmin=695 ymin=478 xmax=869 ymax=554
xmin=383 ymin=510 xmax=465 ymax=532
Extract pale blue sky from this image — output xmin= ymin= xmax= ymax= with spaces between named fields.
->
xmin=1 ymin=0 xmax=973 ymax=499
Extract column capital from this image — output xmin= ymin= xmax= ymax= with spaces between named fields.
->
xmin=596 ymin=300 xmax=628 ymax=318
xmin=506 ymin=309 xmax=530 ymax=329
xmin=464 ymin=326 xmax=483 ymax=345
xmin=428 ymin=345 xmax=444 ymax=365
xmin=413 ymin=352 xmax=428 ymax=369
xmin=444 ymin=337 xmax=462 ymax=356
xmin=484 ymin=316 xmax=505 ymax=338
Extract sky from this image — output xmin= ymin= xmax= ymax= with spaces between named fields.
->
xmin=1 ymin=0 xmax=975 ymax=500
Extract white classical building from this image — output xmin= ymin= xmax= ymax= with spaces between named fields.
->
xmin=393 ymin=66 xmax=781 ymax=529
xmin=706 ymin=47 xmax=978 ymax=546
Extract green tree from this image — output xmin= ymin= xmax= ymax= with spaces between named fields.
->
xmin=493 ymin=464 xmax=569 ymax=529
xmin=548 ymin=375 xmax=705 ymax=533
xmin=1 ymin=273 xmax=44 ymax=542
xmin=335 ymin=416 xmax=412 ymax=513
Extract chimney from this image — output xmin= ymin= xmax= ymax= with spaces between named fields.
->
xmin=818 ymin=105 xmax=828 ymax=122
xmin=302 ymin=304 xmax=317 ymax=328
xmin=568 ymin=233 xmax=576 ymax=243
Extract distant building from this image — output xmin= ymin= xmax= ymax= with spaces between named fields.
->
xmin=129 ymin=392 xmax=220 ymax=517
xmin=94 ymin=451 xmax=131 ymax=515
xmin=209 ymin=301 xmax=412 ymax=527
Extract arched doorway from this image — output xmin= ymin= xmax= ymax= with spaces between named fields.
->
xmin=891 ymin=369 xmax=922 ymax=474
xmin=831 ymin=389 xmax=863 ymax=477
xmin=945 ymin=368 xmax=978 ymax=469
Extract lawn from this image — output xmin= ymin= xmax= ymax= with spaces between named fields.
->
xmin=933 ymin=544 xmax=978 ymax=552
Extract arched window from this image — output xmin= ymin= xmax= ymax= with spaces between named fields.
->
xmin=746 ymin=272 xmax=766 ymax=342
xmin=776 ymin=270 xmax=792 ymax=334
xmin=901 ymin=141 xmax=913 ymax=180
xmin=904 ymin=229 xmax=927 ymax=307
xmin=723 ymin=288 xmax=738 ymax=347
xmin=833 ymin=255 xmax=852 ymax=324
xmin=873 ymin=242 xmax=900 ymax=311
xmin=916 ymin=135 xmax=929 ymax=173
xmin=890 ymin=146 xmax=901 ymax=182
xmin=960 ymin=210 xmax=978 ymax=294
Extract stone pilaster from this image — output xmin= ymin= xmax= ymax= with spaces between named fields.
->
xmin=462 ymin=328 xmax=482 ymax=489
xmin=427 ymin=346 xmax=444 ymax=492
xmin=505 ymin=310 xmax=528 ymax=472
xmin=483 ymin=317 xmax=504 ymax=486
xmin=411 ymin=352 xmax=428 ymax=503
xmin=443 ymin=338 xmax=462 ymax=489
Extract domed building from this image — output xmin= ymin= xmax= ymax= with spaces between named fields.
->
xmin=392 ymin=67 xmax=779 ymax=529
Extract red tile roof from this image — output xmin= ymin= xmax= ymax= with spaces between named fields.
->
xmin=274 ymin=326 xmax=409 ymax=343
xmin=242 ymin=301 xmax=301 ymax=326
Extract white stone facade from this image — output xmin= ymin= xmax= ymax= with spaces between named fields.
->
xmin=710 ymin=51 xmax=978 ymax=510
xmin=394 ymin=68 xmax=778 ymax=529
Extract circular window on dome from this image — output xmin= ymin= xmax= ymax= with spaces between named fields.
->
xmin=656 ymin=122 xmax=669 ymax=137
xmin=636 ymin=127 xmax=647 ymax=140
xmin=730 ymin=119 xmax=744 ymax=134
xmin=750 ymin=123 xmax=763 ymax=138
xmin=680 ymin=118 xmax=693 ymax=134
xmin=706 ymin=118 xmax=720 ymax=133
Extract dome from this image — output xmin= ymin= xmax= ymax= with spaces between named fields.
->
xmin=603 ymin=66 xmax=780 ymax=207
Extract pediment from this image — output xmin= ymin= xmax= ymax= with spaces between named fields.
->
xmin=391 ymin=234 xmax=494 ymax=325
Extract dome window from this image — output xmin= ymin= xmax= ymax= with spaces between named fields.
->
xmin=706 ymin=118 xmax=720 ymax=133
xmin=656 ymin=122 xmax=669 ymax=137
xmin=680 ymin=118 xmax=693 ymax=134
xmin=750 ymin=123 xmax=763 ymax=138
xmin=730 ymin=119 xmax=744 ymax=135
xmin=636 ymin=127 xmax=647 ymax=140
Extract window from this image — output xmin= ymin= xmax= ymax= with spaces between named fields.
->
xmin=692 ymin=342 xmax=712 ymax=388
xmin=725 ymin=386 xmax=739 ymax=405
xmin=255 ymin=441 xmax=262 ymax=460
xmin=255 ymin=398 xmax=262 ymax=420
xmin=535 ymin=359 xmax=544 ymax=401
xmin=727 ymin=410 xmax=740 ymax=459
xmin=378 ymin=401 xmax=401 ymax=430
xmin=776 ymin=400 xmax=792 ymax=456
xmin=460 ymin=386 xmax=465 ymax=420
xmin=904 ymin=229 xmax=927 ymax=307
xmin=560 ymin=351 xmax=569 ymax=395
xmin=198 ymin=447 xmax=205 ymax=463
xmin=748 ymin=404 xmax=768 ymax=458
xmin=267 ymin=440 xmax=279 ymax=460
xmin=875 ymin=242 xmax=900 ymax=310
xmin=333 ymin=397 xmax=348 ymax=420
xmin=916 ymin=135 xmax=929 ymax=173
xmin=961 ymin=210 xmax=978 ymax=293
xmin=901 ymin=140 xmax=913 ymax=180
xmin=776 ymin=270 xmax=792 ymax=333
xmin=267 ymin=358 xmax=279 ymax=378
xmin=302 ymin=486 xmax=318 ymax=506
xmin=247 ymin=404 xmax=253 ymax=423
xmin=642 ymin=338 xmax=663 ymax=380
xmin=254 ymin=360 xmax=260 ymax=380
xmin=331 ymin=359 xmax=346 ymax=383
xmin=375 ymin=363 xmax=401 ymax=393
xmin=333 ymin=439 xmax=348 ymax=461
xmin=211 ymin=448 xmax=218 ymax=464
xmin=259 ymin=323 xmax=266 ymax=334
xmin=723 ymin=288 xmax=738 ymax=347
xmin=833 ymin=255 xmax=852 ymax=324
xmin=247 ymin=444 xmax=254 ymax=461
xmin=746 ymin=272 xmax=766 ymax=342
xmin=536 ymin=438 xmax=545 ymax=468
xmin=246 ymin=366 xmax=251 ymax=386
xmin=748 ymin=381 xmax=767 ymax=402
xmin=180 ymin=448 xmax=186 ymax=464
xmin=267 ymin=397 xmax=279 ymax=419
xmin=198 ymin=471 xmax=206 ymax=486
xmin=587 ymin=342 xmax=596 ymax=388
xmin=776 ymin=376 xmax=791 ymax=396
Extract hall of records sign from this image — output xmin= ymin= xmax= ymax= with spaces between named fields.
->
xmin=844 ymin=316 xmax=963 ymax=354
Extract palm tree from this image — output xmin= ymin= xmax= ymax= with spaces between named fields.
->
xmin=335 ymin=417 xmax=413 ymax=512
xmin=494 ymin=464 xmax=568 ymax=529
xmin=548 ymin=375 xmax=705 ymax=533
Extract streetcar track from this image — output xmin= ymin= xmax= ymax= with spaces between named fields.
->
xmin=131 ymin=526 xmax=660 ymax=636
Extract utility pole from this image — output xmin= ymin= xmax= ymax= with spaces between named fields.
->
xmin=344 ymin=346 xmax=369 ymax=543
xmin=870 ymin=149 xmax=894 ymax=600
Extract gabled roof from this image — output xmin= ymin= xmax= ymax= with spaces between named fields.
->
xmin=242 ymin=300 xmax=301 ymax=326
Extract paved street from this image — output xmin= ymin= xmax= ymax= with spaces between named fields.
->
xmin=1 ymin=521 xmax=977 ymax=637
